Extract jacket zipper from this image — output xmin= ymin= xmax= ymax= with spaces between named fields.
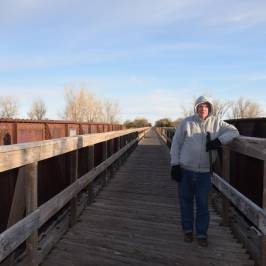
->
xmin=198 ymin=122 xmax=205 ymax=169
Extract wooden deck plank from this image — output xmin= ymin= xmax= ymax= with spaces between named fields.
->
xmin=42 ymin=129 xmax=254 ymax=266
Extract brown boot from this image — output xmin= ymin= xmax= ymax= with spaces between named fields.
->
xmin=197 ymin=238 xmax=208 ymax=247
xmin=184 ymin=232 xmax=193 ymax=243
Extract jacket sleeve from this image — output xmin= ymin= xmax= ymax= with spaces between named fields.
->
xmin=217 ymin=120 xmax=240 ymax=144
xmin=170 ymin=121 xmax=186 ymax=166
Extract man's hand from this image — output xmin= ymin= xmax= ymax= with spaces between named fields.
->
xmin=171 ymin=165 xmax=182 ymax=182
xmin=206 ymin=138 xmax=221 ymax=151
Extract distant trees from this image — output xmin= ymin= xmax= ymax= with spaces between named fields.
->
xmin=231 ymin=97 xmax=263 ymax=119
xmin=154 ymin=118 xmax=173 ymax=127
xmin=179 ymin=96 xmax=264 ymax=120
xmin=102 ymin=99 xmax=120 ymax=124
xmin=154 ymin=118 xmax=182 ymax=128
xmin=180 ymin=97 xmax=231 ymax=119
xmin=154 ymin=96 xmax=265 ymax=129
xmin=124 ymin=118 xmax=151 ymax=128
xmin=0 ymin=96 xmax=19 ymax=118
xmin=212 ymin=99 xmax=231 ymax=118
xmin=62 ymin=86 xmax=120 ymax=123
xmin=0 ymin=92 xmax=264 ymax=124
xmin=28 ymin=99 xmax=47 ymax=120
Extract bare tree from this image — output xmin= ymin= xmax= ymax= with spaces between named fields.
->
xmin=212 ymin=99 xmax=231 ymax=119
xmin=62 ymin=85 xmax=121 ymax=123
xmin=102 ymin=99 xmax=120 ymax=123
xmin=63 ymin=87 xmax=79 ymax=121
xmin=180 ymin=103 xmax=194 ymax=118
xmin=63 ymin=87 xmax=91 ymax=122
xmin=230 ymin=97 xmax=264 ymax=118
xmin=28 ymin=98 xmax=47 ymax=120
xmin=181 ymin=96 xmax=231 ymax=119
xmin=0 ymin=96 xmax=19 ymax=118
xmin=91 ymin=99 xmax=104 ymax=122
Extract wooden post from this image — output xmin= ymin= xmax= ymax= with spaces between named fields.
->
xmin=87 ymin=145 xmax=94 ymax=204
xmin=7 ymin=169 xmax=26 ymax=227
xmin=102 ymin=141 xmax=108 ymax=184
xmin=25 ymin=162 xmax=38 ymax=266
xmin=69 ymin=150 xmax=78 ymax=227
xmin=261 ymin=161 xmax=266 ymax=266
xmin=117 ymin=137 xmax=121 ymax=167
xmin=88 ymin=146 xmax=94 ymax=171
xmin=109 ymin=139 xmax=114 ymax=178
xmin=2 ymin=168 xmax=27 ymax=266
xmin=222 ymin=147 xmax=230 ymax=225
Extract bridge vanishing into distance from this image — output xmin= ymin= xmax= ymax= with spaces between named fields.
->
xmin=1 ymin=121 xmax=266 ymax=266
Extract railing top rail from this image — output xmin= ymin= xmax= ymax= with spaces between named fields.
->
xmin=0 ymin=127 xmax=149 ymax=173
xmin=160 ymin=127 xmax=266 ymax=160
xmin=0 ymin=118 xmax=122 ymax=125
xmin=212 ymin=173 xmax=266 ymax=234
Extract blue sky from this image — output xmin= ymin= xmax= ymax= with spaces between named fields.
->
xmin=1 ymin=0 xmax=266 ymax=123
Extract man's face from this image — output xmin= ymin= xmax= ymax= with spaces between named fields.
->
xmin=197 ymin=103 xmax=209 ymax=120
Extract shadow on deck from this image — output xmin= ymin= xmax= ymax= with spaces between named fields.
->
xmin=42 ymin=129 xmax=254 ymax=266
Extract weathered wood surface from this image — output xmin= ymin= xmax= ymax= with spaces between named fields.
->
xmin=212 ymin=173 xmax=266 ymax=234
xmin=42 ymin=129 xmax=254 ymax=266
xmin=0 ymin=128 xmax=148 ymax=172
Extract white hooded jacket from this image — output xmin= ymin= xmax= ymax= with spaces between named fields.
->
xmin=170 ymin=96 xmax=239 ymax=172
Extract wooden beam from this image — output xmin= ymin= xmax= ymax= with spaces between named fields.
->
xmin=221 ymin=147 xmax=230 ymax=225
xmin=261 ymin=235 xmax=266 ymax=266
xmin=69 ymin=150 xmax=78 ymax=227
xmin=87 ymin=145 xmax=94 ymax=204
xmin=102 ymin=141 xmax=108 ymax=184
xmin=263 ymin=161 xmax=266 ymax=210
xmin=0 ymin=138 xmax=137 ymax=263
xmin=0 ymin=211 xmax=39 ymax=263
xmin=0 ymin=128 xmax=149 ymax=173
xmin=3 ymin=167 xmax=27 ymax=266
xmin=25 ymin=162 xmax=38 ymax=266
xmin=212 ymin=173 xmax=266 ymax=234
xmin=7 ymin=168 xmax=26 ymax=227
xmin=261 ymin=161 xmax=266 ymax=266
xmin=228 ymin=136 xmax=266 ymax=161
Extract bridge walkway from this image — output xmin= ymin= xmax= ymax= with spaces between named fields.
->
xmin=42 ymin=129 xmax=253 ymax=266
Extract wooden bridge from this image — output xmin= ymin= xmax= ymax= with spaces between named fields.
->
xmin=1 ymin=126 xmax=266 ymax=265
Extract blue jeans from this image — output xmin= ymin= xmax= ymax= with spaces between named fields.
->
xmin=178 ymin=168 xmax=211 ymax=239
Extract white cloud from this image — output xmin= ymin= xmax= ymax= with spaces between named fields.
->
xmin=202 ymin=1 xmax=266 ymax=30
xmin=3 ymin=0 xmax=265 ymax=30
xmin=0 ymin=48 xmax=126 ymax=70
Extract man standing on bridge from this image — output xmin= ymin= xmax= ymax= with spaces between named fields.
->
xmin=170 ymin=95 xmax=239 ymax=247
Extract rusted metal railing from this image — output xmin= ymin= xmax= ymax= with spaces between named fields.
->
xmin=0 ymin=119 xmax=123 ymax=145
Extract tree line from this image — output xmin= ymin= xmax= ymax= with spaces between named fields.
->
xmin=0 ymin=86 xmax=120 ymax=123
xmin=154 ymin=96 xmax=265 ymax=128
xmin=0 ymin=91 xmax=264 ymax=127
xmin=123 ymin=118 xmax=152 ymax=128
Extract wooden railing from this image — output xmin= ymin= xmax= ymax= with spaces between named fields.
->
xmin=0 ymin=127 xmax=150 ymax=265
xmin=0 ymin=118 xmax=123 ymax=145
xmin=156 ymin=127 xmax=266 ymax=266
